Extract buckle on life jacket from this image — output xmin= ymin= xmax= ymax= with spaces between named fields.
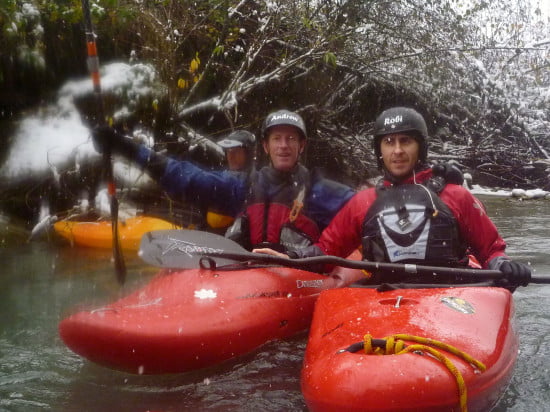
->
xmin=396 ymin=206 xmax=411 ymax=230
xmin=288 ymin=187 xmax=306 ymax=223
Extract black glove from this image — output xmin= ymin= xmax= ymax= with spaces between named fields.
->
xmin=92 ymin=125 xmax=169 ymax=181
xmin=92 ymin=125 xmax=119 ymax=154
xmin=91 ymin=125 xmax=139 ymax=158
xmin=498 ymin=260 xmax=531 ymax=287
xmin=489 ymin=257 xmax=531 ymax=288
xmin=432 ymin=163 xmax=464 ymax=186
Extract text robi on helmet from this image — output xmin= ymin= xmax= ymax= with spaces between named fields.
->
xmin=384 ymin=115 xmax=403 ymax=126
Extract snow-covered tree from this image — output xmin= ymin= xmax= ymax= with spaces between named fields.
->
xmin=3 ymin=0 xmax=550 ymax=195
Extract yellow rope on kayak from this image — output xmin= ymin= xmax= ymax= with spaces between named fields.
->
xmin=363 ymin=333 xmax=486 ymax=412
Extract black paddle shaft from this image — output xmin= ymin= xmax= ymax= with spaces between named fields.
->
xmin=138 ymin=229 xmax=550 ymax=286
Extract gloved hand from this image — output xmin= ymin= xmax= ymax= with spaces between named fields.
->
xmin=489 ymin=257 xmax=531 ymax=288
xmin=91 ymin=125 xmax=125 ymax=155
xmin=91 ymin=125 xmax=168 ymax=181
xmin=498 ymin=260 xmax=531 ymax=287
xmin=91 ymin=125 xmax=139 ymax=159
xmin=432 ymin=163 xmax=464 ymax=186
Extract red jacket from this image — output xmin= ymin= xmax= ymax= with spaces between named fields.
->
xmin=315 ymin=169 xmax=508 ymax=268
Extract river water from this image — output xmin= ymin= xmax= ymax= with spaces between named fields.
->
xmin=0 ymin=197 xmax=549 ymax=412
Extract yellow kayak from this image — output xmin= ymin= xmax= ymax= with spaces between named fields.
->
xmin=54 ymin=216 xmax=181 ymax=250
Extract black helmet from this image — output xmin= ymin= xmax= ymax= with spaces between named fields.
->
xmin=373 ymin=107 xmax=429 ymax=168
xmin=217 ymin=130 xmax=256 ymax=150
xmin=261 ymin=110 xmax=307 ymax=140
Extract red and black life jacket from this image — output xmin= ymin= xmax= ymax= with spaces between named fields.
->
xmin=244 ymin=165 xmax=321 ymax=252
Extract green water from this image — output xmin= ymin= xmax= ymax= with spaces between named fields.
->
xmin=0 ymin=197 xmax=549 ymax=411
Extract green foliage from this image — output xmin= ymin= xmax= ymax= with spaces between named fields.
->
xmin=1 ymin=0 xmax=46 ymax=94
xmin=36 ymin=0 xmax=82 ymax=23
xmin=323 ymin=52 xmax=337 ymax=68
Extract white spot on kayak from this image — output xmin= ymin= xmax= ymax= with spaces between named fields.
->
xmin=138 ymin=365 xmax=145 ymax=375
xmin=195 ymin=289 xmax=217 ymax=299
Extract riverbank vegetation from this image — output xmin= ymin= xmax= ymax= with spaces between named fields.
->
xmin=1 ymin=0 xmax=549 ymax=222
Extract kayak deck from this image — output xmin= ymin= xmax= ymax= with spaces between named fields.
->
xmin=301 ymin=286 xmax=517 ymax=412
xmin=59 ymin=261 xmax=364 ymax=374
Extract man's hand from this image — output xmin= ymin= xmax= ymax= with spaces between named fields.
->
xmin=498 ymin=260 xmax=531 ymax=287
xmin=91 ymin=125 xmax=141 ymax=161
xmin=252 ymin=248 xmax=289 ymax=258
xmin=489 ymin=257 xmax=532 ymax=288
xmin=91 ymin=125 xmax=124 ymax=154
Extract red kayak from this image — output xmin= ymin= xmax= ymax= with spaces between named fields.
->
xmin=302 ymin=286 xmax=517 ymax=412
xmin=59 ymin=256 xmax=364 ymax=374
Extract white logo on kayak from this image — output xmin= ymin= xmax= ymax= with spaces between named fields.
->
xmin=296 ymin=279 xmax=324 ymax=288
xmin=195 ymin=289 xmax=217 ymax=299
xmin=163 ymin=237 xmax=225 ymax=257
xmin=441 ymin=297 xmax=475 ymax=314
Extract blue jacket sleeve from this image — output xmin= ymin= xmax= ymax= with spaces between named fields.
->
xmin=306 ymin=178 xmax=355 ymax=230
xmin=134 ymin=145 xmax=247 ymax=217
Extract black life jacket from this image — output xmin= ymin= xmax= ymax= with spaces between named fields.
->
xmin=361 ymin=180 xmax=467 ymax=267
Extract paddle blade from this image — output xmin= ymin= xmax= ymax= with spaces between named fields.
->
xmin=139 ymin=229 xmax=248 ymax=268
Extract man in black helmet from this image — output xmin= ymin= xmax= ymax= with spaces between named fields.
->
xmin=255 ymin=106 xmax=531 ymax=290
